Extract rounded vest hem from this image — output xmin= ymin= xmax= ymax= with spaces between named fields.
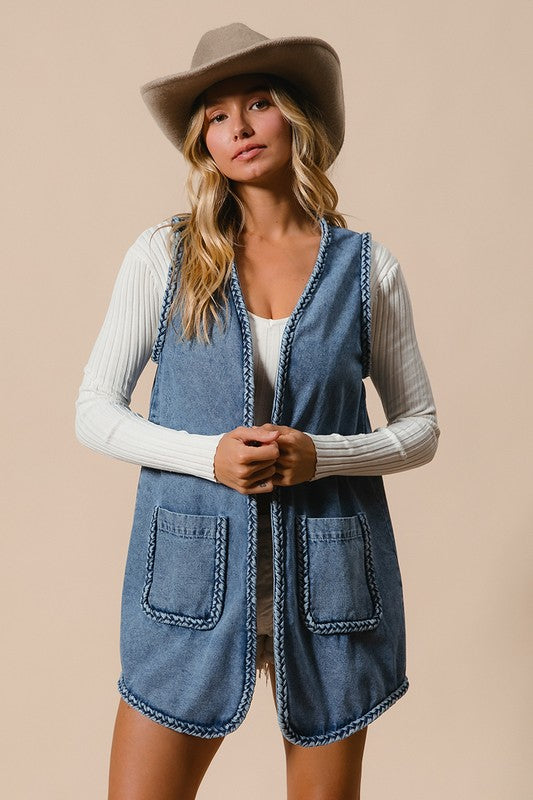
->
xmin=116 ymin=674 xmax=253 ymax=738
xmin=277 ymin=675 xmax=410 ymax=747
xmin=116 ymin=672 xmax=409 ymax=744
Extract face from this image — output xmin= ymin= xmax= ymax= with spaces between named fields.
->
xmin=201 ymin=73 xmax=292 ymax=184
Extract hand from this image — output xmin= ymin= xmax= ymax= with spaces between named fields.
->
xmin=256 ymin=423 xmax=317 ymax=486
xmin=213 ymin=426 xmax=281 ymax=494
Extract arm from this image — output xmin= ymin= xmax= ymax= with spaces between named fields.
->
xmin=306 ymin=241 xmax=440 ymax=478
xmin=74 ymin=224 xmax=223 ymax=480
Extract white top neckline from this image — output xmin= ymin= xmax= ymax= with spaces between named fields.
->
xmin=247 ymin=310 xmax=290 ymax=325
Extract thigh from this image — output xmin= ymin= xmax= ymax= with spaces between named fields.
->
xmin=267 ymin=663 xmax=368 ymax=800
xmin=108 ymin=697 xmax=225 ymax=800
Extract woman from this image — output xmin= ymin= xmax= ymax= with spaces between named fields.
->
xmin=75 ymin=22 xmax=440 ymax=800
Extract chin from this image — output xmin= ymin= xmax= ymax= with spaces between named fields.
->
xmin=245 ymin=159 xmax=289 ymax=179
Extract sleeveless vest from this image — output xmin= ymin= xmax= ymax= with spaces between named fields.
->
xmin=117 ymin=215 xmax=409 ymax=747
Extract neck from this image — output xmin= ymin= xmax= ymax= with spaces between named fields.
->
xmin=232 ymin=181 xmax=317 ymax=241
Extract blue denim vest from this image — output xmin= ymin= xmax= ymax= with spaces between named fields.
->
xmin=117 ymin=215 xmax=409 ymax=746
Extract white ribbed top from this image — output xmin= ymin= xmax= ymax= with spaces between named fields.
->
xmin=74 ymin=221 xmax=440 ymax=480
xmin=247 ymin=311 xmax=289 ymax=426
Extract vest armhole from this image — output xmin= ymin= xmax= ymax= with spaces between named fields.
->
xmin=151 ymin=215 xmax=183 ymax=363
xmin=361 ymin=232 xmax=372 ymax=379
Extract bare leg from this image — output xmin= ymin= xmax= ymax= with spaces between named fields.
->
xmin=267 ymin=663 xmax=368 ymax=800
xmin=108 ymin=697 xmax=225 ymax=800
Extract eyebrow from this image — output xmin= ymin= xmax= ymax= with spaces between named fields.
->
xmin=204 ymin=84 xmax=271 ymax=111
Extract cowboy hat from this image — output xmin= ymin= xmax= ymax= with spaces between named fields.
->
xmin=139 ymin=22 xmax=345 ymax=167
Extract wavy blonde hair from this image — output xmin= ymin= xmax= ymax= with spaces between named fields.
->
xmin=152 ymin=74 xmax=348 ymax=344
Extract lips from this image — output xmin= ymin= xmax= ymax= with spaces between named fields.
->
xmin=233 ymin=144 xmax=266 ymax=160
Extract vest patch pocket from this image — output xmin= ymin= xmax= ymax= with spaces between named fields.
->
xmin=296 ymin=512 xmax=383 ymax=633
xmin=141 ymin=506 xmax=228 ymax=629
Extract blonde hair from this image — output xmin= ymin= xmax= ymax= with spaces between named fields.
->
xmin=153 ymin=74 xmax=348 ymax=344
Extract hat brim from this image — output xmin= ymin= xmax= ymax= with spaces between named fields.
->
xmin=139 ymin=36 xmax=344 ymax=163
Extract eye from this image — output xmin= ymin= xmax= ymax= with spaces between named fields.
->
xmin=209 ymin=113 xmax=227 ymax=124
xmin=207 ymin=98 xmax=270 ymax=124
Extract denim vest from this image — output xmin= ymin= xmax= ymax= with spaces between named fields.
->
xmin=117 ymin=215 xmax=409 ymax=747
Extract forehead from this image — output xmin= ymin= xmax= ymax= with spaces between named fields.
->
xmin=203 ymin=73 xmax=272 ymax=108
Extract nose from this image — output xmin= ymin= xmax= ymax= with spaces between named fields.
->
xmin=232 ymin=111 xmax=253 ymax=140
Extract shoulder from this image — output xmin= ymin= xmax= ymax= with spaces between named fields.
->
xmin=125 ymin=217 xmax=177 ymax=291
xmin=338 ymin=226 xmax=400 ymax=293
xmin=369 ymin=237 xmax=401 ymax=296
xmin=340 ymin=229 xmax=401 ymax=301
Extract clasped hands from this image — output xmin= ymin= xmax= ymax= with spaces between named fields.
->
xmin=213 ymin=423 xmax=317 ymax=494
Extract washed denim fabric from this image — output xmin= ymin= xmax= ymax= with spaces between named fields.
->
xmin=117 ymin=215 xmax=409 ymax=746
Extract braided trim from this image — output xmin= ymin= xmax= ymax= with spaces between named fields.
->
xmin=295 ymin=511 xmax=383 ymax=634
xmin=268 ymin=216 xmax=332 ymax=737
xmin=243 ymin=490 xmax=260 ymax=699
xmin=151 ymin=215 xmax=183 ymax=363
xmin=229 ymin=263 xmax=263 ymax=710
xmin=140 ymin=506 xmax=228 ymax=629
xmin=360 ymin=231 xmax=372 ymax=378
xmin=280 ymin=677 xmax=410 ymax=747
xmin=229 ymin=267 xmax=256 ymax=428
xmin=117 ymin=674 xmax=243 ymax=738
xmin=269 ymin=493 xmax=290 ymax=725
xmin=117 ymin=671 xmax=408 ymax=744
xmin=271 ymin=216 xmax=331 ymax=423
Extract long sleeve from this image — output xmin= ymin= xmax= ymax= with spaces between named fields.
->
xmin=74 ymin=224 xmax=224 ymax=480
xmin=75 ymin=222 xmax=439 ymax=482
xmin=307 ymin=241 xmax=440 ymax=478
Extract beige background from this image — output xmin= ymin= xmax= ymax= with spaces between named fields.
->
xmin=2 ymin=1 xmax=531 ymax=797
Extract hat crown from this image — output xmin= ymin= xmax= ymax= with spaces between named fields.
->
xmin=191 ymin=23 xmax=268 ymax=70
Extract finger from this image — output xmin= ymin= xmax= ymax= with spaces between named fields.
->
xmin=273 ymin=431 xmax=297 ymax=448
xmin=245 ymin=463 xmax=277 ymax=482
xmin=250 ymin=478 xmax=274 ymax=493
xmin=266 ymin=425 xmax=292 ymax=435
xmin=230 ymin=455 xmax=276 ymax=487
xmin=235 ymin=462 xmax=276 ymax=487
xmin=235 ymin=475 xmax=274 ymax=494
xmin=270 ymin=471 xmax=286 ymax=486
xmin=238 ymin=427 xmax=281 ymax=444
xmin=238 ymin=442 xmax=279 ymax=464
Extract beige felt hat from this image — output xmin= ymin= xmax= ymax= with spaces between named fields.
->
xmin=139 ymin=22 xmax=345 ymax=166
